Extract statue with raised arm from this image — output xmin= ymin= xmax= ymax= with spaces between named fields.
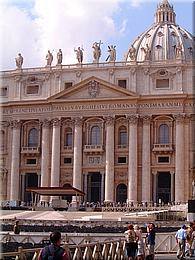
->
xmin=57 ymin=49 xmax=63 ymax=65
xmin=92 ymin=40 xmax=102 ymax=63
xmin=15 ymin=53 xmax=23 ymax=69
xmin=128 ymin=45 xmax=136 ymax=61
xmin=46 ymin=50 xmax=53 ymax=66
xmin=106 ymin=45 xmax=116 ymax=62
xmin=74 ymin=47 xmax=84 ymax=63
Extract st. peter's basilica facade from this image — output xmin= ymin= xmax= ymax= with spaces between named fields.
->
xmin=0 ymin=0 xmax=194 ymax=205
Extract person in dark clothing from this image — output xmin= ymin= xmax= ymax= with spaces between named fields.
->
xmin=146 ymin=223 xmax=156 ymax=260
xmin=38 ymin=231 xmax=69 ymax=260
xmin=13 ymin=220 xmax=20 ymax=234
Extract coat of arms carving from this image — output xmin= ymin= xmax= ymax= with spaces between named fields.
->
xmin=88 ymin=80 xmax=100 ymax=98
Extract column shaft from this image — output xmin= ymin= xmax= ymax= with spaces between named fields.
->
xmin=40 ymin=120 xmax=50 ymax=201
xmin=51 ymin=119 xmax=61 ymax=187
xmin=141 ymin=116 xmax=151 ymax=202
xmin=10 ymin=121 xmax=21 ymax=201
xmin=175 ymin=114 xmax=185 ymax=202
xmin=128 ymin=116 xmax=138 ymax=202
xmin=105 ymin=117 xmax=115 ymax=202
xmin=73 ymin=118 xmax=83 ymax=190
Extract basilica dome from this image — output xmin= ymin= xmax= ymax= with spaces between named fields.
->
xmin=125 ymin=0 xmax=194 ymax=62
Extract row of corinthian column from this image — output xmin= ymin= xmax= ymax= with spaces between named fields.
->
xmin=8 ymin=113 xmax=188 ymax=203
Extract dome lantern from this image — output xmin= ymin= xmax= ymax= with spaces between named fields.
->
xmin=155 ymin=0 xmax=176 ymax=24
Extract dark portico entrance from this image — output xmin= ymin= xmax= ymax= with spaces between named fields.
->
xmin=157 ymin=172 xmax=171 ymax=204
xmin=116 ymin=184 xmax=127 ymax=203
xmin=87 ymin=172 xmax=101 ymax=203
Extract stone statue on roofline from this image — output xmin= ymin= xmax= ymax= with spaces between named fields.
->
xmin=106 ymin=45 xmax=116 ymax=62
xmin=46 ymin=50 xmax=53 ymax=66
xmin=15 ymin=53 xmax=23 ymax=69
xmin=74 ymin=47 xmax=84 ymax=64
xmin=92 ymin=40 xmax=103 ymax=63
xmin=128 ymin=45 xmax=136 ymax=61
xmin=56 ymin=49 xmax=63 ymax=65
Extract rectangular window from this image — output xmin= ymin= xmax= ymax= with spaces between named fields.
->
xmin=118 ymin=156 xmax=127 ymax=164
xmin=156 ymin=79 xmax=169 ymax=89
xmin=26 ymin=85 xmax=39 ymax=94
xmin=65 ymin=82 xmax=73 ymax=89
xmin=118 ymin=79 xmax=127 ymax=88
xmin=64 ymin=157 xmax=72 ymax=164
xmin=26 ymin=158 xmax=37 ymax=165
xmin=0 ymin=87 xmax=8 ymax=96
xmin=158 ymin=156 xmax=170 ymax=163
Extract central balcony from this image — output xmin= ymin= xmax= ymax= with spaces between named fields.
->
xmin=83 ymin=145 xmax=104 ymax=154
xmin=152 ymin=143 xmax=173 ymax=153
xmin=21 ymin=147 xmax=40 ymax=154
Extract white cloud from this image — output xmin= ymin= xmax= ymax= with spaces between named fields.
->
xmin=0 ymin=0 xmax=126 ymax=70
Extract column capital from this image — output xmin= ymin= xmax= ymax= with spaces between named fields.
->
xmin=62 ymin=119 xmax=74 ymax=127
xmin=10 ymin=120 xmax=21 ymax=129
xmin=141 ymin=115 xmax=151 ymax=125
xmin=117 ymin=117 xmax=128 ymax=125
xmin=0 ymin=121 xmax=10 ymax=128
xmin=127 ymin=114 xmax=139 ymax=124
xmin=73 ymin=117 xmax=83 ymax=127
xmin=104 ymin=116 xmax=115 ymax=126
xmin=40 ymin=119 xmax=51 ymax=128
xmin=173 ymin=113 xmax=186 ymax=124
xmin=51 ymin=118 xmax=61 ymax=127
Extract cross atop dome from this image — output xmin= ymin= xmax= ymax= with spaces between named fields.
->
xmin=155 ymin=0 xmax=176 ymax=24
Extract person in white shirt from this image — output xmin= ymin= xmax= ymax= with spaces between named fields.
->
xmin=175 ymin=224 xmax=187 ymax=259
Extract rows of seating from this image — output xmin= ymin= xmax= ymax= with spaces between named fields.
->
xmin=1 ymin=223 xmax=179 ymax=234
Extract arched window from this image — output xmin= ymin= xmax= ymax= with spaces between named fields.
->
xmin=65 ymin=128 xmax=72 ymax=146
xmin=28 ymin=128 xmax=38 ymax=147
xmin=0 ymin=130 xmax=5 ymax=150
xmin=90 ymin=126 xmax=100 ymax=145
xmin=118 ymin=126 xmax=127 ymax=145
xmin=159 ymin=124 xmax=169 ymax=144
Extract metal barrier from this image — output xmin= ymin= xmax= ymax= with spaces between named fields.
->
xmin=0 ymin=232 xmax=179 ymax=259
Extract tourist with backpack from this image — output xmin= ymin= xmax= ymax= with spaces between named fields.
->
xmin=38 ymin=231 xmax=69 ymax=260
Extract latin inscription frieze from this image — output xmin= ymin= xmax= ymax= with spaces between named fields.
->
xmin=2 ymin=101 xmax=194 ymax=115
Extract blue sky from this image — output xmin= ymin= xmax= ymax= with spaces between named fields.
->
xmin=0 ymin=0 xmax=193 ymax=70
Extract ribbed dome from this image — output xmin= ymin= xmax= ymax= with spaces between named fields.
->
xmin=125 ymin=0 xmax=194 ymax=62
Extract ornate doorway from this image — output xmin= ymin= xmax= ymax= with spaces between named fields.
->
xmin=116 ymin=183 xmax=127 ymax=203
xmin=24 ymin=173 xmax=38 ymax=202
xmin=157 ymin=172 xmax=171 ymax=204
xmin=87 ymin=172 xmax=101 ymax=203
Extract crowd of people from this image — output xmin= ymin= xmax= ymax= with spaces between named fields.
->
xmin=175 ymin=221 xmax=195 ymax=259
xmin=124 ymin=223 xmax=156 ymax=260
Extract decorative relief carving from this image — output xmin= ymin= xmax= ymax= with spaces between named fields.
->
xmin=88 ymin=80 xmax=100 ymax=98
xmin=127 ymin=114 xmax=139 ymax=124
xmin=76 ymin=71 xmax=81 ymax=77
xmin=88 ymin=156 xmax=101 ymax=165
xmin=109 ymin=69 xmax=115 ymax=76
xmin=51 ymin=118 xmax=61 ymax=127
xmin=130 ymin=68 xmax=136 ymax=75
xmin=104 ymin=116 xmax=115 ymax=126
xmin=10 ymin=120 xmax=21 ymax=129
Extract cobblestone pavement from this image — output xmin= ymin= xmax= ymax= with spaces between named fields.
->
xmin=155 ymin=254 xmax=195 ymax=259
